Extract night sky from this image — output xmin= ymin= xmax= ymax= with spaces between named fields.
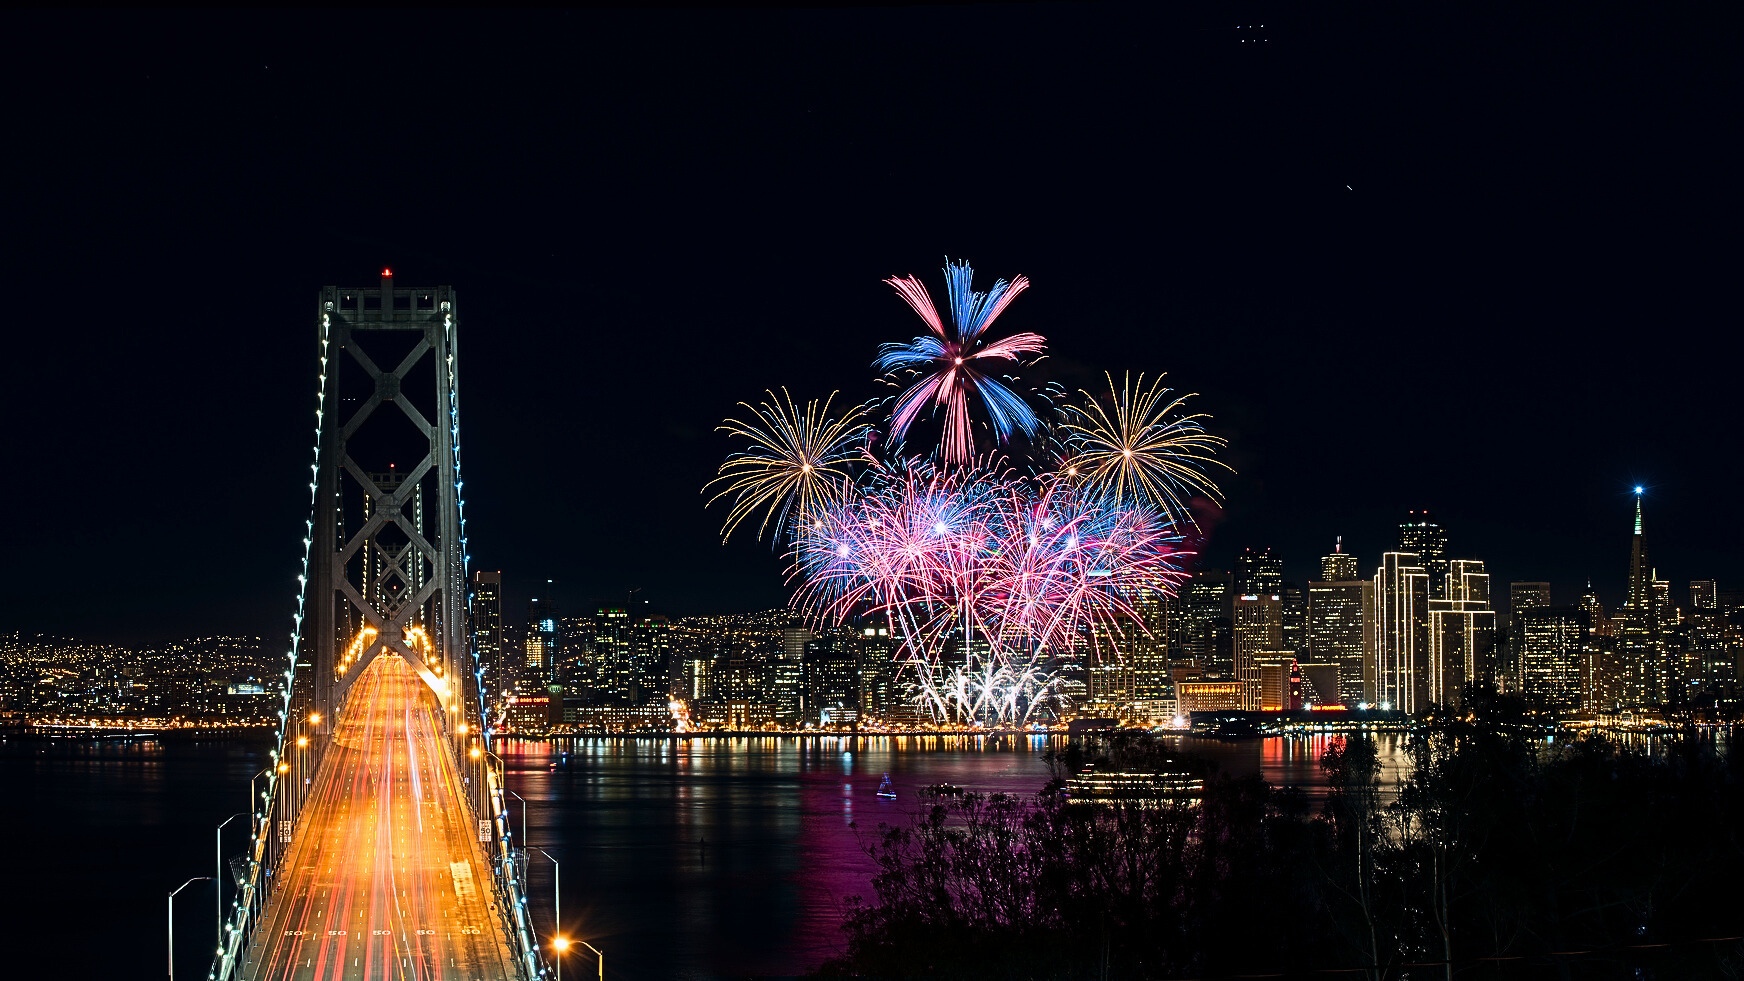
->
xmin=4 ymin=6 xmax=1736 ymax=644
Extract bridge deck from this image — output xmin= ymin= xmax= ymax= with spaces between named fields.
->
xmin=244 ymin=655 xmax=518 ymax=981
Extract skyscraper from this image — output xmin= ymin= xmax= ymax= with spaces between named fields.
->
xmin=1519 ymin=607 xmax=1589 ymax=708
xmin=1400 ymin=512 xmax=1449 ymax=601
xmin=1690 ymin=580 xmax=1718 ymax=610
xmin=1578 ymin=583 xmax=1614 ymax=707
xmin=1308 ymin=577 xmax=1369 ymax=704
xmin=1126 ymin=589 xmax=1177 ymax=715
xmin=1281 ymin=584 xmax=1307 ymax=658
xmin=629 ymin=614 xmax=674 ymax=704
xmin=1368 ymin=552 xmax=1430 ymax=711
xmin=524 ymin=594 xmax=558 ymax=688
xmin=1618 ymin=488 xmax=1665 ymax=704
xmin=469 ymin=570 xmax=504 ymax=707
xmin=1428 ymin=559 xmax=1495 ymax=704
xmin=1321 ymin=537 xmax=1359 ymax=583
xmin=1507 ymin=581 xmax=1552 ymax=691
xmin=1235 ymin=547 xmax=1284 ymax=598
xmin=1179 ymin=570 xmax=1234 ymax=672
xmin=588 ymin=606 xmax=633 ymax=703
xmin=1234 ymin=592 xmax=1285 ymax=710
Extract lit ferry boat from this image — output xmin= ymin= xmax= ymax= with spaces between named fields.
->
xmin=1064 ymin=765 xmax=1204 ymax=807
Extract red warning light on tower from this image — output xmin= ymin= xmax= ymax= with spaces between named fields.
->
xmin=382 ymin=267 xmax=393 ymax=278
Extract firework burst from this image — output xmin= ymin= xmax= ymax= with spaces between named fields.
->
xmin=876 ymin=259 xmax=1046 ymax=466
xmin=789 ymin=461 xmax=1189 ymax=722
xmin=707 ymin=260 xmax=1230 ymax=726
xmin=706 ymin=388 xmax=870 ymax=544
xmin=1060 ymin=372 xmax=1229 ymax=527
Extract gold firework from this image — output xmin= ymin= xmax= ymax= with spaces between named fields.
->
xmin=707 ymin=388 xmax=869 ymax=543
xmin=1060 ymin=372 xmax=1230 ymax=526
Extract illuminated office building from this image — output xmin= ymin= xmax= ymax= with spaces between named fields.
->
xmin=1519 ymin=607 xmax=1589 ymax=708
xmin=469 ymin=570 xmax=504 ymax=707
xmin=1235 ymin=547 xmax=1284 ymax=598
xmin=1125 ymin=589 xmax=1177 ymax=713
xmin=629 ymin=614 xmax=674 ymax=704
xmin=1400 ymin=511 xmax=1450 ymax=601
xmin=1321 ymin=537 xmax=1359 ymax=583
xmin=1578 ymin=584 xmax=1615 ymax=707
xmin=1690 ymin=580 xmax=1718 ymax=610
xmin=1180 ymin=570 xmax=1233 ymax=672
xmin=1234 ymin=593 xmax=1284 ymax=710
xmin=1368 ymin=552 xmax=1430 ymax=711
xmin=1427 ymin=559 xmax=1495 ymax=704
xmin=523 ymin=595 xmax=558 ymax=687
xmin=1308 ymin=574 xmax=1369 ymax=704
xmin=1507 ymin=581 xmax=1552 ymax=688
xmin=1281 ymin=584 xmax=1307 ymax=658
xmin=1618 ymin=489 xmax=1665 ymax=704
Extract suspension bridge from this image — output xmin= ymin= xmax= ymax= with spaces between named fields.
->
xmin=199 ymin=274 xmax=543 ymax=981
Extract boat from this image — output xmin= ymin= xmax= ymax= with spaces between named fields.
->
xmin=921 ymin=783 xmax=963 ymax=798
xmin=1064 ymin=764 xmax=1203 ymax=808
xmin=875 ymin=773 xmax=897 ymax=798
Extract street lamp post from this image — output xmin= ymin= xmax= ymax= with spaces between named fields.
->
xmin=217 ymin=812 xmax=248 ymax=946
xmin=531 ymin=847 xmax=560 ymax=980
xmin=505 ymin=789 xmax=528 ymax=845
xmin=554 ymin=938 xmax=603 ymax=981
xmin=168 ymin=876 xmax=211 ymax=981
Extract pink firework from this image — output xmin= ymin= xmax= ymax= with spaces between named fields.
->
xmin=875 ymin=259 xmax=1047 ymax=467
xmin=789 ymin=462 xmax=1190 ymax=720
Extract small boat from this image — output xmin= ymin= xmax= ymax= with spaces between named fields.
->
xmin=922 ymin=783 xmax=962 ymax=798
xmin=875 ymin=773 xmax=897 ymax=798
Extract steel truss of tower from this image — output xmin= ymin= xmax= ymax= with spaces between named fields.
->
xmin=308 ymin=280 xmax=477 ymax=741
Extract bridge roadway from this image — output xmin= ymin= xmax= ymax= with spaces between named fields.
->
xmin=243 ymin=655 xmax=519 ymax=981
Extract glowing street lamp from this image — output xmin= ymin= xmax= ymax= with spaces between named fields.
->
xmin=553 ymin=937 xmax=603 ymax=981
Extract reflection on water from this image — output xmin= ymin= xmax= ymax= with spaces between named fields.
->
xmin=499 ymin=731 xmax=1411 ymax=978
xmin=22 ymin=729 xmax=1721 ymax=978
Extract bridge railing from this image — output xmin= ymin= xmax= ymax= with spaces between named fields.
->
xmin=485 ymin=752 xmax=548 ymax=979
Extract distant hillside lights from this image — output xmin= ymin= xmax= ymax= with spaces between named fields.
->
xmin=1 ymin=635 xmax=285 ymax=726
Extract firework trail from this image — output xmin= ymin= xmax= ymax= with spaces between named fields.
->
xmin=876 ymin=259 xmax=1046 ymax=467
xmin=706 ymin=388 xmax=870 ymax=544
xmin=1060 ymin=372 xmax=1230 ymax=528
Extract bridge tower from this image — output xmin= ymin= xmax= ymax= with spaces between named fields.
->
xmin=208 ymin=274 xmax=540 ymax=981
xmin=306 ymin=270 xmax=479 ymax=749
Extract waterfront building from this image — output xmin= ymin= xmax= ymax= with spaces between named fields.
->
xmin=1175 ymin=680 xmax=1244 ymax=714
